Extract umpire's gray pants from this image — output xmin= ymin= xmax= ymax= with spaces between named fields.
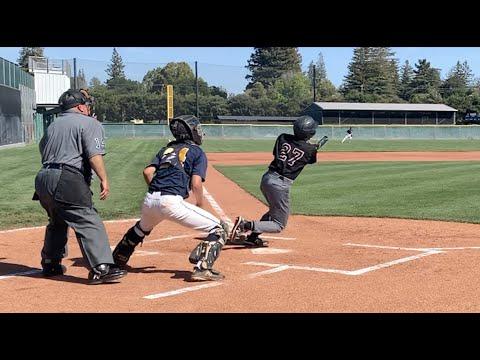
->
xmin=34 ymin=168 xmax=114 ymax=268
xmin=252 ymin=171 xmax=292 ymax=234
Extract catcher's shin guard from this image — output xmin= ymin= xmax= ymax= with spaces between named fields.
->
xmin=112 ymin=221 xmax=150 ymax=267
xmin=189 ymin=226 xmax=226 ymax=270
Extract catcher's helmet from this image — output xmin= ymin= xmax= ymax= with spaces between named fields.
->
xmin=58 ymin=88 xmax=94 ymax=111
xmin=169 ymin=115 xmax=204 ymax=145
xmin=293 ymin=115 xmax=317 ymax=140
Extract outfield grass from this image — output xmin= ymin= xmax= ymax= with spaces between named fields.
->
xmin=1 ymin=138 xmax=480 ymax=230
xmin=133 ymin=138 xmax=480 ymax=152
xmin=215 ymin=162 xmax=480 ymax=224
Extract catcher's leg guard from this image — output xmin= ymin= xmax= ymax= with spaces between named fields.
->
xmin=112 ymin=221 xmax=151 ymax=267
xmin=188 ymin=225 xmax=226 ymax=270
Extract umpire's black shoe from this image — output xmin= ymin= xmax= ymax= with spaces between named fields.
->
xmin=41 ymin=259 xmax=66 ymax=277
xmin=41 ymin=263 xmax=67 ymax=277
xmin=88 ymin=264 xmax=127 ymax=285
xmin=243 ymin=236 xmax=269 ymax=248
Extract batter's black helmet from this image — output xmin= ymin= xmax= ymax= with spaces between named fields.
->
xmin=58 ymin=89 xmax=94 ymax=111
xmin=293 ymin=115 xmax=317 ymax=140
xmin=169 ymin=115 xmax=204 ymax=145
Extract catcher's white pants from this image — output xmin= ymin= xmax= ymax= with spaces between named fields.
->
xmin=342 ymin=134 xmax=353 ymax=143
xmin=138 ymin=192 xmax=220 ymax=234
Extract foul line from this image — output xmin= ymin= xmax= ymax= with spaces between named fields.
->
xmin=346 ymin=243 xmax=480 ymax=252
xmin=148 ymin=234 xmax=198 ymax=243
xmin=203 ymin=186 xmax=234 ymax=228
xmin=244 ymin=248 xmax=443 ymax=277
xmin=0 ymin=269 xmax=42 ymax=281
xmin=0 ymin=218 xmax=140 ymax=235
xmin=144 ymin=282 xmax=223 ymax=299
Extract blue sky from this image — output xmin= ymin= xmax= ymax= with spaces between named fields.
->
xmin=2 ymin=47 xmax=480 ymax=94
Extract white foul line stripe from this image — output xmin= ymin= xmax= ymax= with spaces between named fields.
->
xmin=345 ymin=243 xmax=438 ymax=252
xmin=0 ymin=218 xmax=141 ymax=234
xmin=345 ymin=243 xmax=480 ymax=252
xmin=202 ymin=187 xmax=233 ymax=228
xmin=144 ymin=282 xmax=223 ymax=299
xmin=348 ymin=250 xmax=443 ymax=275
xmin=251 ymin=248 xmax=291 ymax=254
xmin=261 ymin=235 xmax=296 ymax=240
xmin=0 ymin=269 xmax=42 ymax=280
xmin=248 ymin=265 xmax=290 ymax=278
xmin=244 ymin=250 xmax=443 ymax=277
xmin=148 ymin=234 xmax=197 ymax=243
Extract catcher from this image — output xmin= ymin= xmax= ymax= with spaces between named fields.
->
xmin=229 ymin=115 xmax=328 ymax=247
xmin=112 ymin=115 xmax=229 ymax=281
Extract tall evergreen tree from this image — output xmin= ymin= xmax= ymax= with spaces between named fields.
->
xmin=17 ymin=47 xmax=44 ymax=69
xmin=342 ymin=47 xmax=371 ymax=100
xmin=246 ymin=47 xmax=302 ymax=89
xmin=442 ymin=61 xmax=473 ymax=98
xmin=106 ymin=48 xmax=125 ymax=81
xmin=399 ymin=60 xmax=414 ymax=100
xmin=342 ymin=47 xmax=399 ymax=102
xmin=409 ymin=59 xmax=442 ymax=103
xmin=77 ymin=68 xmax=87 ymax=89
xmin=307 ymin=52 xmax=339 ymax=101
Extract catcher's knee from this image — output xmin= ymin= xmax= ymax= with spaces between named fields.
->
xmin=112 ymin=221 xmax=151 ymax=266
xmin=189 ymin=224 xmax=226 ymax=269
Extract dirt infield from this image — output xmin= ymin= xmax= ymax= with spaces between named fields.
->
xmin=1 ymin=151 xmax=480 ymax=312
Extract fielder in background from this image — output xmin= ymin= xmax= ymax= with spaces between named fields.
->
xmin=112 ymin=115 xmax=229 ymax=281
xmin=341 ymin=127 xmax=353 ymax=143
xmin=229 ymin=115 xmax=328 ymax=247
xmin=33 ymin=89 xmax=127 ymax=284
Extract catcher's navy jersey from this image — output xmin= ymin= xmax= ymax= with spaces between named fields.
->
xmin=268 ymin=133 xmax=317 ymax=180
xmin=147 ymin=140 xmax=207 ymax=199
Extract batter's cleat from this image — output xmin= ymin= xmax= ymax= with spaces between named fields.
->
xmin=230 ymin=216 xmax=249 ymax=242
xmin=243 ymin=236 xmax=269 ymax=248
xmin=190 ymin=267 xmax=225 ymax=282
xmin=41 ymin=263 xmax=67 ymax=277
xmin=88 ymin=264 xmax=127 ymax=285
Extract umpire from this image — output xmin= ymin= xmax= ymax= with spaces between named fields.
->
xmin=33 ymin=89 xmax=127 ymax=285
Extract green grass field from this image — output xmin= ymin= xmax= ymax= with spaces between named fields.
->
xmin=112 ymin=138 xmax=480 ymax=152
xmin=1 ymin=138 xmax=480 ymax=230
xmin=215 ymin=162 xmax=480 ymax=224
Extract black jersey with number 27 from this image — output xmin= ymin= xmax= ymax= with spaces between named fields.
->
xmin=268 ymin=133 xmax=318 ymax=180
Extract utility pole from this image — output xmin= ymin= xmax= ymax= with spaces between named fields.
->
xmin=195 ymin=61 xmax=199 ymax=118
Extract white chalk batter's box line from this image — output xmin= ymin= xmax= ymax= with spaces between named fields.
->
xmin=143 ymin=243 xmax=480 ymax=300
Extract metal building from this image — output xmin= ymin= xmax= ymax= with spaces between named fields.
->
xmin=302 ymin=102 xmax=458 ymax=125
xmin=0 ymin=57 xmax=36 ymax=146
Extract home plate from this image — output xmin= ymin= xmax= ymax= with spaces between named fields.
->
xmin=251 ymin=248 xmax=291 ymax=254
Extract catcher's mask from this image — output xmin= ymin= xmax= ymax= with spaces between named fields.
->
xmin=58 ymin=88 xmax=95 ymax=116
xmin=169 ymin=115 xmax=204 ymax=145
xmin=293 ymin=115 xmax=317 ymax=140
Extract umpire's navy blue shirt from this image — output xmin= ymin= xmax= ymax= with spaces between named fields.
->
xmin=146 ymin=141 xmax=207 ymax=199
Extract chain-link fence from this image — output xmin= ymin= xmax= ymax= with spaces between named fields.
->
xmin=102 ymin=124 xmax=480 ymax=140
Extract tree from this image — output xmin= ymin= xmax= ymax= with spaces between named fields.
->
xmin=442 ymin=61 xmax=473 ymax=98
xmin=89 ymin=77 xmax=102 ymax=88
xmin=17 ymin=47 xmax=44 ymax=69
xmin=342 ymin=47 xmax=371 ymax=100
xmin=442 ymin=61 xmax=476 ymax=117
xmin=246 ymin=47 xmax=302 ymax=89
xmin=307 ymin=52 xmax=327 ymax=82
xmin=399 ymin=60 xmax=414 ymax=101
xmin=269 ymin=73 xmax=312 ymax=115
xmin=342 ymin=47 xmax=399 ymax=102
xmin=77 ymin=68 xmax=87 ymax=89
xmin=307 ymin=52 xmax=339 ymax=101
xmin=106 ymin=48 xmax=125 ymax=81
xmin=409 ymin=59 xmax=442 ymax=103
